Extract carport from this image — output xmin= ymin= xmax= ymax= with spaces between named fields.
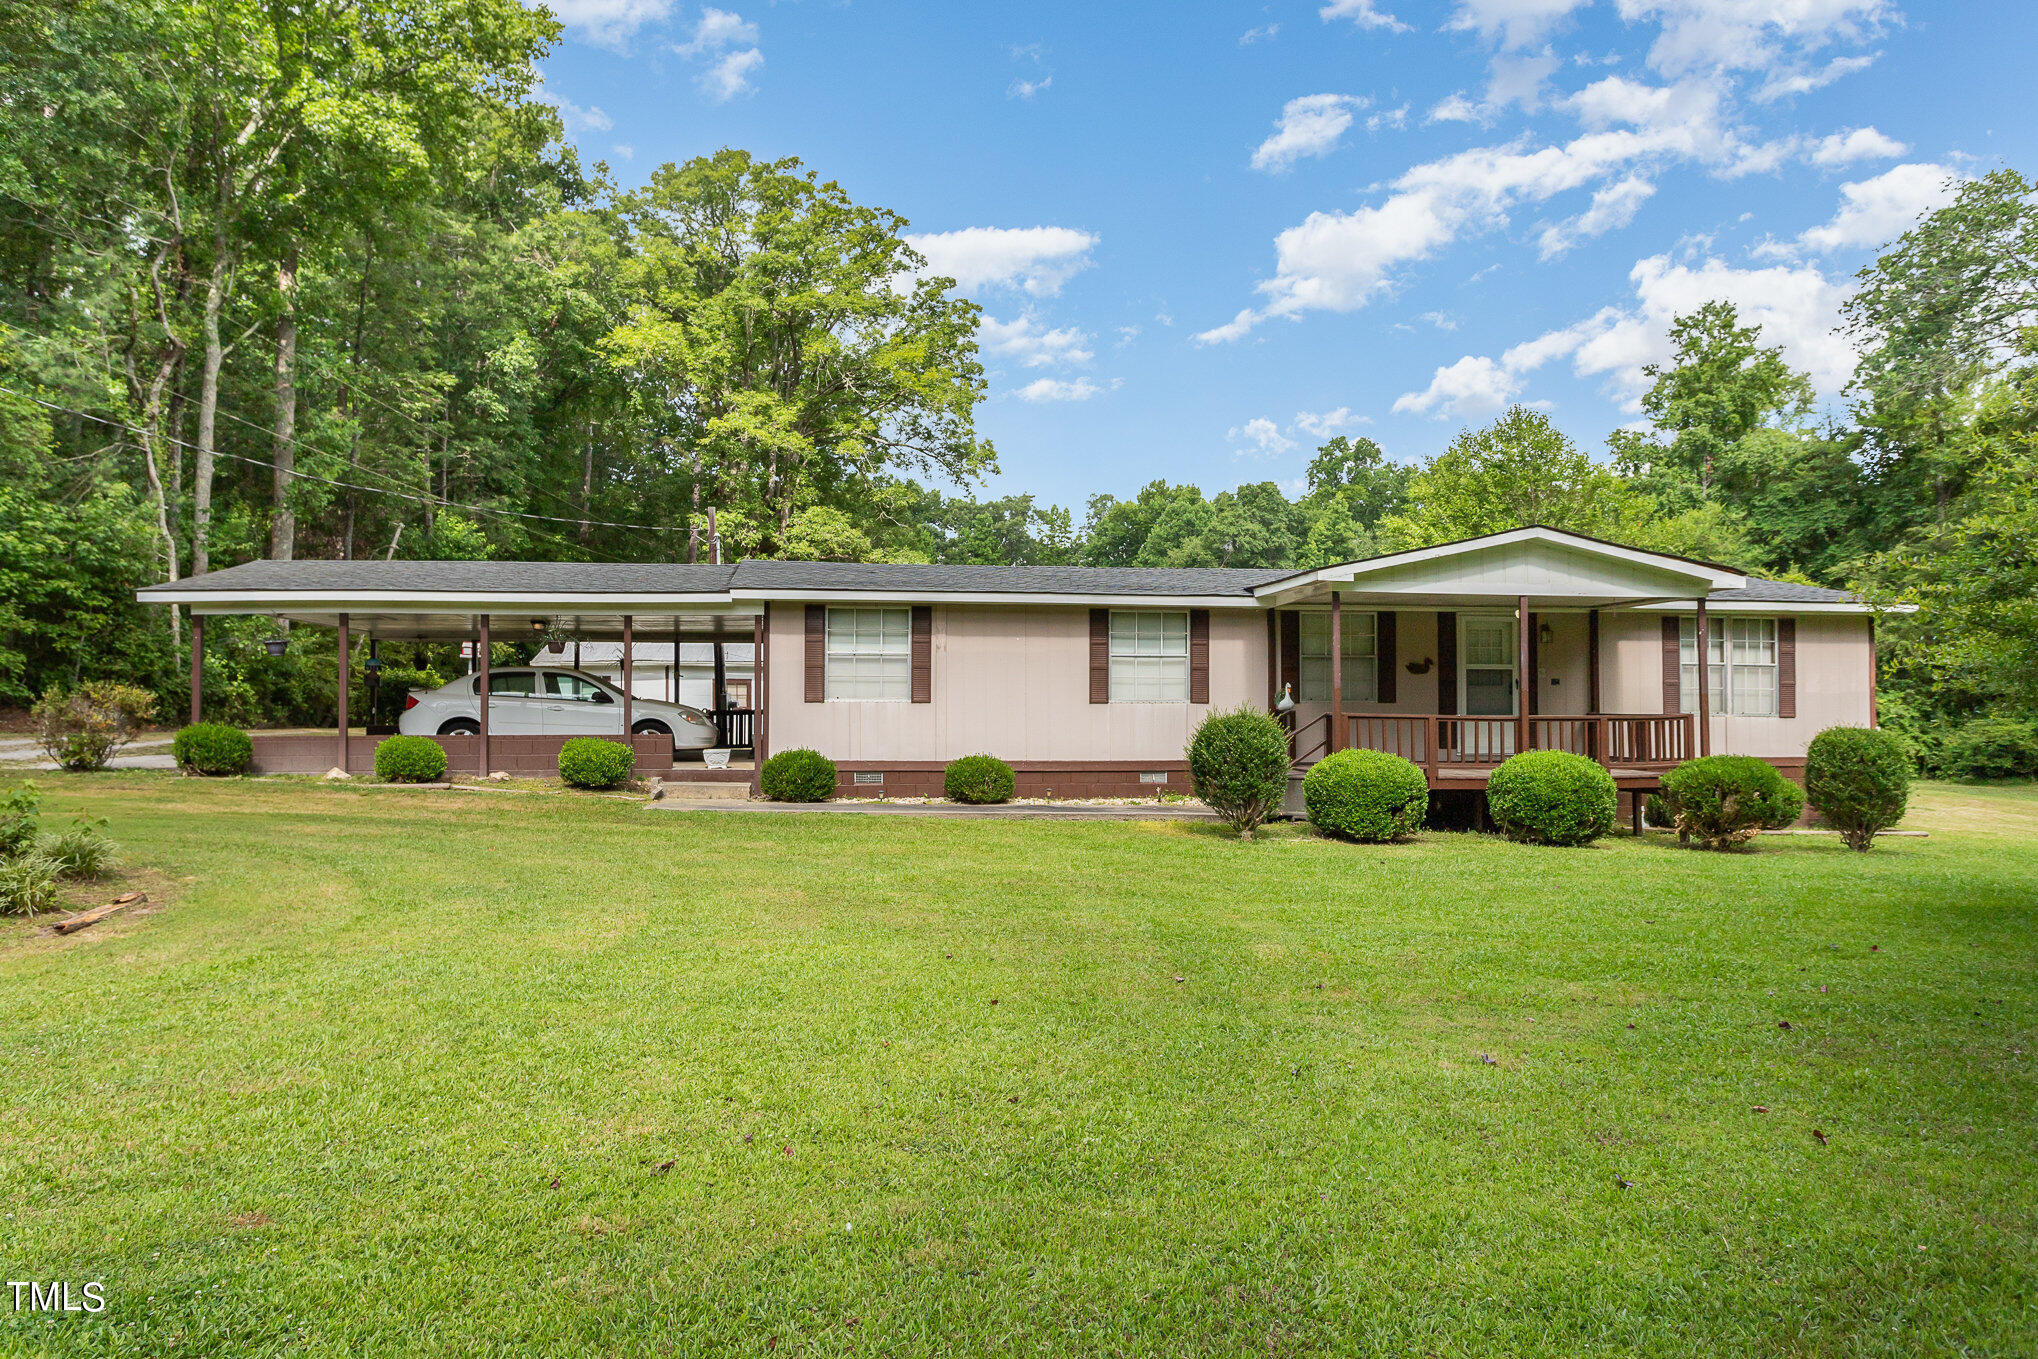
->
xmin=139 ymin=561 xmax=768 ymax=788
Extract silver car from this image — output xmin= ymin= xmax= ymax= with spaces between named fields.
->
xmin=398 ymin=667 xmax=720 ymax=750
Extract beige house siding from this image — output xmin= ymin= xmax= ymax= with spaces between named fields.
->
xmin=1287 ymin=608 xmax=1441 ymax=732
xmin=766 ymin=602 xmax=1266 ymax=764
xmin=1603 ymin=611 xmax=1873 ymax=759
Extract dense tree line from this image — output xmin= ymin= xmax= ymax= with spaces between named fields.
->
xmin=0 ymin=2 xmax=2030 ymax=766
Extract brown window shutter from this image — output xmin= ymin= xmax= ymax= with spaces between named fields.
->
xmin=1661 ymin=616 xmax=1680 ymax=715
xmin=910 ymin=605 xmax=932 ymax=703
xmin=1527 ymin=612 xmax=1539 ymax=716
xmin=805 ymin=604 xmax=825 ymax=703
xmin=1089 ymin=608 xmax=1110 ymax=704
xmin=1279 ymin=612 xmax=1301 ymax=699
xmin=1376 ymin=610 xmax=1397 ymax=704
xmin=1436 ymin=611 xmax=1457 ymax=716
xmin=1188 ymin=609 xmax=1210 ymax=704
xmin=1778 ymin=617 xmax=1796 ymax=718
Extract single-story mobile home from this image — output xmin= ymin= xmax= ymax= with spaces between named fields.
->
xmin=140 ymin=526 xmax=1879 ymax=810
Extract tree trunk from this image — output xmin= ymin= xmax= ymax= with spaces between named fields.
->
xmin=580 ymin=421 xmax=594 ymax=544
xmin=268 ymin=238 xmax=299 ymax=559
xmin=193 ymin=255 xmax=225 ymax=576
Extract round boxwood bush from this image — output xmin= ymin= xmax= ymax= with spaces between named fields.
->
xmin=760 ymin=748 xmax=837 ymax=802
xmin=1486 ymin=750 xmax=1618 ymax=847
xmin=1188 ymin=706 xmax=1291 ymax=838
xmin=1656 ymin=754 xmax=1805 ymax=850
xmin=558 ymin=737 xmax=635 ymax=790
xmin=373 ymin=735 xmax=448 ymax=783
xmin=1804 ymin=726 xmax=1910 ymax=851
xmin=172 ymin=722 xmax=253 ymax=776
xmin=1303 ymin=749 xmax=1429 ymax=843
xmin=944 ymin=754 xmax=1016 ymax=805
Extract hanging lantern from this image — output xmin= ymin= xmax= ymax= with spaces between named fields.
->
xmin=263 ymin=637 xmax=289 ymax=657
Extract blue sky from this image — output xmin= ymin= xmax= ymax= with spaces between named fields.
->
xmin=533 ymin=0 xmax=2037 ymax=514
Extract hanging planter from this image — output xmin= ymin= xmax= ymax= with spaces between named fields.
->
xmin=262 ymin=637 xmax=289 ymax=658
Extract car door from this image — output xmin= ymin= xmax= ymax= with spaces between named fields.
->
xmin=480 ymin=670 xmax=546 ymax=734
xmin=542 ymin=671 xmax=623 ymax=736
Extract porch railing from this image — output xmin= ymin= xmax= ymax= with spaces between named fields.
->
xmin=713 ymin=707 xmax=756 ymax=751
xmin=1321 ymin=712 xmax=1695 ymax=777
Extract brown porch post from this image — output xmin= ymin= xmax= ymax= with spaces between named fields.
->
xmin=189 ymin=612 xmax=204 ymax=725
xmin=1694 ymin=597 xmax=1712 ymax=756
xmin=1587 ymin=608 xmax=1601 ymax=714
xmin=1329 ymin=592 xmax=1344 ymax=752
xmin=1265 ymin=611 xmax=1277 ymax=709
xmin=750 ymin=608 xmax=768 ymax=796
xmin=336 ymin=612 xmax=350 ymax=771
xmin=477 ymin=614 xmax=491 ymax=776
xmin=621 ymin=614 xmax=634 ymax=740
xmin=1516 ymin=596 xmax=1530 ymax=756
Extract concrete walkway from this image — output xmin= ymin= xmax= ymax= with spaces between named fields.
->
xmin=0 ymin=734 xmax=178 ymax=771
xmin=649 ymin=798 xmax=1218 ymax=820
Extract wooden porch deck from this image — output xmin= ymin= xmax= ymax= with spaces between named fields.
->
xmin=1288 ymin=712 xmax=1696 ymax=791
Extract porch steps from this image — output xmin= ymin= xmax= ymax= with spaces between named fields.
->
xmin=653 ymin=768 xmax=754 ymax=802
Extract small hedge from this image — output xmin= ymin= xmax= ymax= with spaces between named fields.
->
xmin=1486 ymin=750 xmax=1618 ymax=847
xmin=373 ymin=735 xmax=448 ymax=783
xmin=761 ymin=748 xmax=836 ymax=802
xmin=944 ymin=754 xmax=1016 ymax=805
xmin=1940 ymin=717 xmax=2038 ymax=781
xmin=1657 ymin=755 xmax=1804 ymax=850
xmin=172 ymin=722 xmax=253 ymax=776
xmin=559 ymin=737 xmax=635 ymax=790
xmin=1188 ymin=707 xmax=1291 ymax=838
xmin=1303 ymin=749 xmax=1429 ymax=843
xmin=1805 ymin=726 xmax=1910 ymax=851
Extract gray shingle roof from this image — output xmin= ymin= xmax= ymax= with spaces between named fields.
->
xmin=729 ymin=560 xmax=1293 ymax=595
xmin=1710 ymin=578 xmax=1859 ymax=604
xmin=143 ymin=559 xmax=740 ymax=594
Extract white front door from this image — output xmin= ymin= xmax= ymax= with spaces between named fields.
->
xmin=1459 ymin=615 xmax=1518 ymax=717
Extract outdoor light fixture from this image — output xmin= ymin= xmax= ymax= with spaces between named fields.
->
xmin=263 ymin=637 xmax=288 ymax=657
xmin=531 ymin=618 xmax=547 ymax=634
xmin=1538 ymin=622 xmax=1553 ymax=645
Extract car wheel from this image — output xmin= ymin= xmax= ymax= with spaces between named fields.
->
xmin=631 ymin=720 xmax=673 ymax=740
xmin=437 ymin=718 xmax=481 ymax=736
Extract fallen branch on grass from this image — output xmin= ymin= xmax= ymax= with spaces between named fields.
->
xmin=53 ymin=891 xmax=145 ymax=934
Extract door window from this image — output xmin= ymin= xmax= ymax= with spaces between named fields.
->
xmin=1461 ymin=618 xmax=1516 ymax=716
xmin=547 ymin=673 xmax=613 ymax=703
xmin=481 ymin=671 xmax=537 ymax=696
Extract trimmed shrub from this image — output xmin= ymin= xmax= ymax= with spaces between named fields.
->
xmin=1940 ymin=717 xmax=2038 ymax=781
xmin=173 ymin=722 xmax=254 ymax=776
xmin=32 ymin=681 xmax=157 ymax=771
xmin=1303 ymin=749 xmax=1429 ymax=843
xmin=1487 ymin=750 xmax=1619 ymax=847
xmin=1805 ymin=726 xmax=1910 ymax=852
xmin=559 ymin=737 xmax=635 ymax=790
xmin=944 ymin=754 xmax=1016 ymax=805
xmin=1657 ymin=755 xmax=1804 ymax=850
xmin=0 ymin=781 xmax=41 ymax=859
xmin=761 ymin=748 xmax=837 ymax=802
xmin=373 ymin=735 xmax=448 ymax=783
xmin=0 ymin=852 xmax=61 ymax=917
xmin=1188 ymin=707 xmax=1291 ymax=838
xmin=35 ymin=822 xmax=116 ymax=879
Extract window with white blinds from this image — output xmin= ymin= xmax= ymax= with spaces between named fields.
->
xmin=1681 ymin=616 xmax=1777 ymax=716
xmin=1298 ymin=611 xmax=1377 ymax=703
xmin=825 ymin=607 xmax=912 ymax=701
xmin=1108 ymin=611 xmax=1189 ymax=702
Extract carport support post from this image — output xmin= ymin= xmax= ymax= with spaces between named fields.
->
xmin=336 ymin=612 xmax=350 ymax=772
xmin=189 ymin=612 xmax=204 ymax=724
xmin=478 ymin=614 xmax=491 ymax=776
xmin=1516 ymin=595 xmax=1530 ymax=757
xmin=621 ymin=615 xmax=633 ymax=741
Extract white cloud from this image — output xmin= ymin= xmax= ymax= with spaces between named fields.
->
xmin=1392 ymin=355 xmax=1524 ymax=418
xmin=1427 ymin=94 xmax=1483 ymax=124
xmin=906 ymin=226 xmax=1099 ymax=298
xmin=672 ymin=8 xmax=761 ymax=100
xmin=540 ymin=93 xmax=612 ymax=134
xmin=1406 ymin=251 xmax=1863 ymax=417
xmin=1115 ymin=325 xmax=1141 ymax=348
xmin=1008 ymin=75 xmax=1052 ymax=99
xmin=1367 ymin=104 xmax=1410 ymax=132
xmin=978 ymin=315 xmax=1094 ymax=368
xmin=1810 ymin=126 xmax=1907 ymax=166
xmin=612 ymin=143 xmax=634 ymax=160
xmin=1753 ymin=51 xmax=1879 ymax=101
xmin=1319 ymin=0 xmax=1408 ymax=31
xmin=675 ymin=6 xmax=756 ymax=55
xmin=1229 ymin=417 xmax=1297 ymax=455
xmin=1616 ymin=0 xmax=1893 ymax=79
xmin=1537 ymin=174 xmax=1656 ymax=257
xmin=1295 ymin=407 xmax=1362 ymax=437
xmin=1427 ymin=49 xmax=1561 ymax=124
xmin=1240 ymin=23 xmax=1281 ymax=43
xmin=1446 ymin=0 xmax=1591 ymax=49
xmin=1783 ymin=162 xmax=1958 ymax=255
xmin=548 ymin=0 xmax=674 ymax=52
xmin=1251 ymin=94 xmax=1369 ymax=173
xmin=1419 ymin=310 xmax=1459 ymax=331
xmin=1017 ymin=377 xmax=1106 ymax=403
xmin=698 ymin=46 xmax=763 ymax=100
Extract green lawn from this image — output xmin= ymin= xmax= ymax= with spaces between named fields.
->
xmin=2 ymin=776 xmax=2034 ymax=1357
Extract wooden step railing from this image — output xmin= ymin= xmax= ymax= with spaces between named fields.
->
xmin=1316 ymin=712 xmax=1697 ymax=776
